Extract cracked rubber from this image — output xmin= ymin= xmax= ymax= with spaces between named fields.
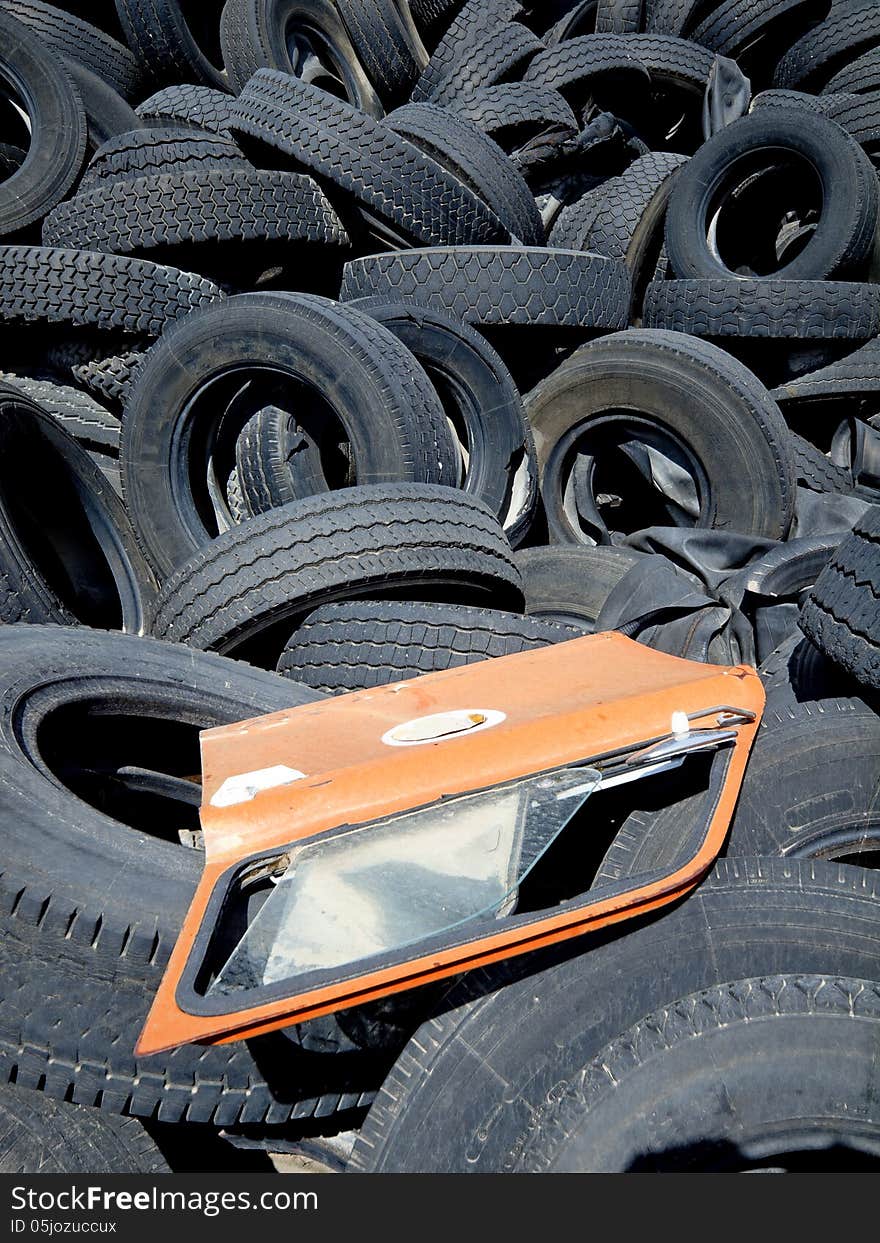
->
xmin=0 ymin=1084 xmax=169 ymax=1173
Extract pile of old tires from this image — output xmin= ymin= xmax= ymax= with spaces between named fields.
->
xmin=0 ymin=0 xmax=876 ymax=1174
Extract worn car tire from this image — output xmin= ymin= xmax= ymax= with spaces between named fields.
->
xmin=121 ymin=293 xmax=458 ymax=579
xmin=513 ymin=975 xmax=880 ymax=1171
xmin=0 ymin=10 xmax=87 ymax=237
xmin=664 ymin=109 xmax=880 ymax=281
xmin=341 ymin=247 xmax=631 ymax=328
xmin=800 ymin=504 xmax=880 ymax=691
xmin=277 ymin=599 xmax=584 ymax=691
xmin=150 ymin=484 xmax=524 ymax=662
xmin=527 ymin=330 xmax=795 ymax=544
xmin=349 ymin=859 xmax=880 ymax=1170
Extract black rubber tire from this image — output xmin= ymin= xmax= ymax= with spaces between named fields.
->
xmin=0 ymin=373 xmax=120 ymax=455
xmin=150 ymin=484 xmax=523 ymax=661
xmin=348 ymin=859 xmax=880 ymax=1171
xmin=417 ymin=22 xmax=544 ymax=108
xmin=0 ymin=384 xmax=155 ymax=632
xmin=335 ymin=0 xmax=428 ymax=105
xmin=385 ymin=103 xmax=545 ymax=245
xmin=136 ymin=83 xmax=236 ymax=133
xmin=3 ymin=0 xmax=142 ymax=99
xmin=0 ymin=1085 xmax=169 ymax=1173
xmin=219 ymin=0 xmax=382 ymax=114
xmin=595 ymin=0 xmax=642 ymax=33
xmin=551 ymin=152 xmax=686 ymax=297
xmin=68 ymin=346 xmax=147 ymax=409
xmin=340 ymin=247 xmax=631 ymax=329
xmin=643 ymin=0 xmax=699 ymax=35
xmin=448 ymin=83 xmax=578 ymax=147
xmin=643 ymin=279 xmax=880 ymax=339
xmin=0 ymin=10 xmax=87 ymax=237
xmin=822 ymin=92 xmax=880 ymax=154
xmin=547 ymin=184 xmax=607 ymax=249
xmin=527 ymin=329 xmax=795 ymax=544
xmin=524 ymin=33 xmax=715 ymax=98
xmin=0 ymin=623 xmax=320 ymax=945
xmin=231 ymin=70 xmax=509 ymax=247
xmin=276 ymin=599 xmax=584 ymax=692
xmin=121 ymin=293 xmax=458 ymax=579
xmin=349 ymin=297 xmax=538 ymax=541
xmin=80 ymin=127 xmax=249 ymax=192
xmin=771 ymin=336 xmax=880 ymax=406
xmin=688 ymin=0 xmax=814 ymax=59
xmin=63 ymin=61 xmax=143 ymax=153
xmin=825 ymin=45 xmax=880 ymax=96
xmin=409 ymin=0 xmax=465 ymax=39
xmin=726 ymin=693 xmax=880 ymax=863
xmin=0 ymin=246 xmax=224 ymax=336
xmin=114 ymin=0 xmax=228 ymax=89
xmin=410 ymin=0 xmax=524 ymax=103
xmin=514 ymin=544 xmax=645 ymax=627
xmin=773 ymin=1 xmax=880 ymax=93
xmin=800 ymin=505 xmax=880 ymax=691
xmin=513 ymin=974 xmax=880 ymax=1172
xmin=749 ymin=88 xmax=855 ymax=117
xmin=43 ymin=169 xmax=348 ymax=257
xmin=664 ymin=109 xmax=880 ymax=281
xmin=0 ymin=625 xmax=387 ymax=1126
xmin=790 ymin=431 xmax=857 ymax=496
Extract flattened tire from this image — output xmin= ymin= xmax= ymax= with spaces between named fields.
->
xmin=349 ymin=859 xmax=880 ymax=1171
xmin=150 ymin=484 xmax=524 ymax=662
xmin=800 ymin=504 xmax=880 ymax=690
xmin=340 ymin=247 xmax=631 ymax=329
